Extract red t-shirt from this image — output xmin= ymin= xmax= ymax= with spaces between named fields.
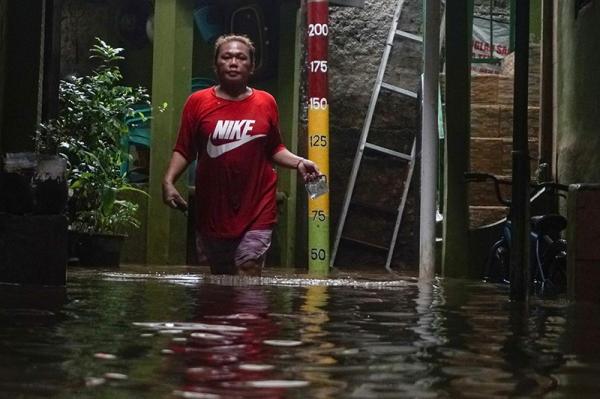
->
xmin=173 ymin=87 xmax=286 ymax=239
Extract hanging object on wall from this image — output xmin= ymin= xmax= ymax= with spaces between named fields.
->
xmin=193 ymin=3 xmax=225 ymax=43
xmin=575 ymin=0 xmax=592 ymax=18
xmin=229 ymin=2 xmax=277 ymax=81
xmin=146 ymin=14 xmax=154 ymax=43
xmin=115 ymin=0 xmax=153 ymax=49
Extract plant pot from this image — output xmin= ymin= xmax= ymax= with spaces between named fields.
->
xmin=32 ymin=155 xmax=68 ymax=215
xmin=73 ymin=232 xmax=126 ymax=267
xmin=1 ymin=153 xmax=36 ymax=214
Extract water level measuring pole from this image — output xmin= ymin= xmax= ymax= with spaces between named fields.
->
xmin=307 ymin=0 xmax=330 ymax=274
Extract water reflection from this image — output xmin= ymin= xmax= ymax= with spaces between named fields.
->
xmin=2 ymin=268 xmax=600 ymax=397
xmin=136 ymin=284 xmax=313 ymax=398
xmin=297 ymin=286 xmax=347 ymax=398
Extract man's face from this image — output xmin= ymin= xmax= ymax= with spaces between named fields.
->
xmin=215 ymin=40 xmax=254 ymax=86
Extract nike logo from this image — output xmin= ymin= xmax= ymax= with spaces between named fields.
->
xmin=207 ymin=119 xmax=265 ymax=158
xmin=207 ymin=134 xmax=266 ymax=158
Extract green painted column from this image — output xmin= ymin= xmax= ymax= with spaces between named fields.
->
xmin=147 ymin=0 xmax=194 ymax=265
xmin=442 ymin=0 xmax=473 ymax=278
xmin=529 ymin=0 xmax=542 ymax=43
xmin=275 ymin=3 xmax=302 ymax=268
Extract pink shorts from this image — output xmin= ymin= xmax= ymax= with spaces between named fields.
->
xmin=196 ymin=229 xmax=272 ymax=275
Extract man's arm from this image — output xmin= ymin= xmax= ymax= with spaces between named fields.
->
xmin=162 ymin=151 xmax=190 ymax=210
xmin=272 ymin=148 xmax=320 ymax=182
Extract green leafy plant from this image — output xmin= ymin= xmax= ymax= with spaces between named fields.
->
xmin=37 ymin=38 xmax=150 ymax=234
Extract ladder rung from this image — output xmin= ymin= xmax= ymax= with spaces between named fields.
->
xmin=395 ymin=29 xmax=423 ymax=43
xmin=341 ymin=236 xmax=389 ymax=252
xmin=364 ymin=142 xmax=412 ymax=161
xmin=381 ymin=82 xmax=418 ymax=98
xmin=350 ymin=200 xmax=397 ymax=215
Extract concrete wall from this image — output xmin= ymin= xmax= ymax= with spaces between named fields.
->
xmin=556 ymin=1 xmax=600 ymax=183
xmin=60 ymin=0 xmax=154 ymax=88
xmin=317 ymin=0 xmax=422 ymax=268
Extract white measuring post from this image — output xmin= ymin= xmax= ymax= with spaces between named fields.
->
xmin=419 ymin=0 xmax=441 ymax=280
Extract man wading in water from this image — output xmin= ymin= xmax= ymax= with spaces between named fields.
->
xmin=162 ymin=34 xmax=320 ymax=276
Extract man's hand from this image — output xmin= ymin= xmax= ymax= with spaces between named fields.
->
xmin=162 ymin=181 xmax=188 ymax=212
xmin=297 ymin=158 xmax=320 ymax=182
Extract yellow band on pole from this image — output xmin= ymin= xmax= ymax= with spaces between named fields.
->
xmin=307 ymin=107 xmax=330 ymax=273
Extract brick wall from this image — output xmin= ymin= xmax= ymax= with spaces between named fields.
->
xmin=468 ymin=44 xmax=541 ymax=227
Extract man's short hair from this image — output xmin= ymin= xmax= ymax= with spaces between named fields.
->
xmin=213 ymin=34 xmax=256 ymax=66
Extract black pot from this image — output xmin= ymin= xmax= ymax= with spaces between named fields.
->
xmin=32 ymin=156 xmax=68 ymax=215
xmin=1 ymin=153 xmax=36 ymax=214
xmin=0 ymin=153 xmax=68 ymax=215
xmin=73 ymin=232 xmax=126 ymax=267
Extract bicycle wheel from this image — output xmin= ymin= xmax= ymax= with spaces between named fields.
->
xmin=485 ymin=240 xmax=510 ymax=284
xmin=544 ymin=239 xmax=567 ymax=294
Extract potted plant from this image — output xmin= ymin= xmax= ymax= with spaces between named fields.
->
xmin=37 ymin=38 xmax=151 ymax=267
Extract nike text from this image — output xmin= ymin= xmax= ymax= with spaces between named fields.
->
xmin=213 ymin=119 xmax=256 ymax=140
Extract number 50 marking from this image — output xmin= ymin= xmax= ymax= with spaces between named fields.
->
xmin=310 ymin=248 xmax=327 ymax=260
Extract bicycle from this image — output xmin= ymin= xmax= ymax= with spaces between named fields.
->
xmin=465 ymin=172 xmax=569 ymax=296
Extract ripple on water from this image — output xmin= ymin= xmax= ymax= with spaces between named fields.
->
xmin=238 ymin=363 xmax=275 ymax=371
xmin=186 ymin=367 xmax=238 ymax=382
xmin=222 ymin=380 xmax=310 ymax=388
xmin=263 ymin=340 xmax=303 ymax=347
xmin=204 ymin=313 xmax=260 ymax=320
xmin=172 ymin=390 xmax=220 ymax=399
xmin=93 ymin=353 xmax=116 ymax=360
xmin=103 ymin=372 xmax=128 ymax=380
xmin=132 ymin=322 xmax=247 ymax=332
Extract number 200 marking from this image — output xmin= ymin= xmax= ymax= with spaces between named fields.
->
xmin=308 ymin=23 xmax=329 ymax=37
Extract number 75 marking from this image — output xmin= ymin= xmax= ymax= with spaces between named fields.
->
xmin=311 ymin=210 xmax=326 ymax=221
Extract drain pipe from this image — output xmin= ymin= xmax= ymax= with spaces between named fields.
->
xmin=509 ymin=0 xmax=531 ymax=301
xmin=419 ymin=0 xmax=441 ymax=280
xmin=307 ymin=0 xmax=330 ymax=274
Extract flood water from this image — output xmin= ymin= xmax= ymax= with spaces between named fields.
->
xmin=2 ymin=266 xmax=600 ymax=398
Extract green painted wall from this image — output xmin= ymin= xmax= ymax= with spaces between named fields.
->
xmin=556 ymin=2 xmax=600 ymax=183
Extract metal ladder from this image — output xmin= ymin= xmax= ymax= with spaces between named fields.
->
xmin=330 ymin=0 xmax=423 ymax=271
